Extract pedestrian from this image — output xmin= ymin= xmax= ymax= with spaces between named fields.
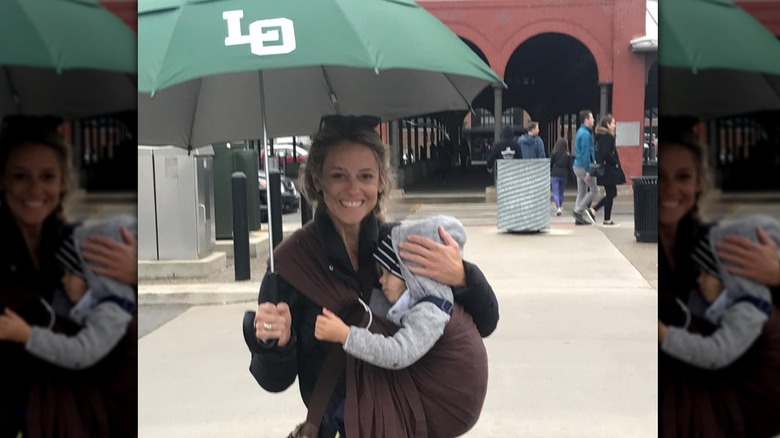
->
xmin=0 ymin=116 xmax=138 ymax=436
xmin=571 ymin=109 xmax=597 ymax=224
xmin=459 ymin=137 xmax=471 ymax=170
xmin=0 ymin=215 xmax=138 ymax=438
xmin=518 ymin=121 xmax=546 ymax=159
xmin=314 ymin=215 xmax=487 ymax=436
xmin=437 ymin=139 xmax=453 ymax=182
xmin=588 ymin=114 xmax=625 ymax=226
xmin=549 ymin=138 xmax=571 ymax=216
xmin=486 ymin=126 xmax=521 ymax=173
xmin=244 ymin=115 xmax=499 ymax=438
xmin=659 ymin=125 xmax=780 ymax=437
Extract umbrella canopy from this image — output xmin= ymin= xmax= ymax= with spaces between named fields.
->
xmin=660 ymin=0 xmax=780 ymax=119
xmin=0 ymin=0 xmax=137 ymax=120
xmin=138 ymin=0 xmax=503 ymax=148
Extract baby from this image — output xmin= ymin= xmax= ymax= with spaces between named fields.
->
xmin=315 ymin=215 xmax=465 ymax=370
xmin=660 ymin=214 xmax=780 ymax=369
xmin=0 ymin=215 xmax=137 ymax=369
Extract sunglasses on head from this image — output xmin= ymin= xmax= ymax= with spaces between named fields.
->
xmin=319 ymin=115 xmax=381 ymax=131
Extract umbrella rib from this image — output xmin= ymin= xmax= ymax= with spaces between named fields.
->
xmin=1 ymin=66 xmax=21 ymax=113
xmin=443 ymin=73 xmax=475 ymax=114
xmin=320 ymin=67 xmax=341 ymax=115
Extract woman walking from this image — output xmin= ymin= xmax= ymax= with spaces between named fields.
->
xmin=590 ymin=114 xmax=625 ymax=226
xmin=549 ymin=138 xmax=570 ymax=216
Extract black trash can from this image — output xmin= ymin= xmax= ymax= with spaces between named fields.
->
xmin=632 ymin=176 xmax=658 ymax=243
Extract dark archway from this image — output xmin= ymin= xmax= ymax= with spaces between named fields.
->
xmin=504 ymin=33 xmax=600 ymax=121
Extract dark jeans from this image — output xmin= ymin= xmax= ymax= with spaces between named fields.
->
xmin=594 ymin=184 xmax=617 ymax=221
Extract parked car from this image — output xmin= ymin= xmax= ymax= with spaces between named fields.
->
xmin=259 ymin=144 xmax=308 ymax=167
xmin=258 ymin=170 xmax=300 ymax=222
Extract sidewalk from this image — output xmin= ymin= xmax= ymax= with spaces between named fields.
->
xmin=137 ymin=184 xmax=641 ymax=304
xmin=138 ymin=199 xmax=659 ymax=437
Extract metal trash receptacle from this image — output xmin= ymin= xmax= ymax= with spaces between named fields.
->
xmin=497 ymin=159 xmax=550 ymax=232
xmin=632 ymin=176 xmax=658 ymax=242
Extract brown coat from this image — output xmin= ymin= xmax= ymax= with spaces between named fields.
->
xmin=275 ymin=223 xmax=488 ymax=437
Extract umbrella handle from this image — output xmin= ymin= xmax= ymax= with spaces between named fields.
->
xmin=256 ymin=271 xmax=279 ymax=348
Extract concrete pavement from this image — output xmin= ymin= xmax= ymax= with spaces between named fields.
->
xmin=138 ymin=189 xmax=659 ymax=437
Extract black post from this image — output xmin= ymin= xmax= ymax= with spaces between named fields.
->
xmin=268 ymin=170 xmax=284 ymax=249
xmin=231 ymin=172 xmax=250 ymax=281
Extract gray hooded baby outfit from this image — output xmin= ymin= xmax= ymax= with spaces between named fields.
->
xmin=25 ymin=215 xmax=137 ymax=370
xmin=662 ymin=214 xmax=780 ymax=369
xmin=343 ymin=215 xmax=467 ymax=370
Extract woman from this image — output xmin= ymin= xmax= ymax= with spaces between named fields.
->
xmin=659 ymin=126 xmax=780 ymax=437
xmin=549 ymin=138 xmax=570 ymax=216
xmin=589 ymin=114 xmax=625 ymax=226
xmin=0 ymin=118 xmax=137 ymax=437
xmin=245 ymin=116 xmax=498 ymax=438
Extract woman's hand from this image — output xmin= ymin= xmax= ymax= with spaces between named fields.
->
xmin=254 ymin=302 xmax=292 ymax=346
xmin=717 ymin=226 xmax=780 ymax=287
xmin=0 ymin=308 xmax=32 ymax=343
xmin=81 ymin=226 xmax=138 ymax=285
xmin=398 ymin=226 xmax=466 ymax=287
xmin=314 ymin=308 xmax=349 ymax=344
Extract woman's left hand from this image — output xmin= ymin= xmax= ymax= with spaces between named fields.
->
xmin=398 ymin=226 xmax=466 ymax=287
xmin=81 ymin=226 xmax=138 ymax=285
xmin=717 ymin=226 xmax=780 ymax=287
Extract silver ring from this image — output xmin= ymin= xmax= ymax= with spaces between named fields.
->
xmin=263 ymin=322 xmax=273 ymax=331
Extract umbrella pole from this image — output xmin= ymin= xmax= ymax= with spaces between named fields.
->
xmin=259 ymin=71 xmax=280 ymax=306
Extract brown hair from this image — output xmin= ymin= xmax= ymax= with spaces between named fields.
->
xmin=0 ymin=127 xmax=74 ymax=218
xmin=552 ymin=138 xmax=569 ymax=155
xmin=597 ymin=114 xmax=614 ymax=132
xmin=299 ymin=120 xmax=395 ymax=221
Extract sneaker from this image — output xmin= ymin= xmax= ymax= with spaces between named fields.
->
xmin=571 ymin=210 xmax=590 ymax=225
xmin=582 ymin=208 xmax=596 ymax=224
xmin=556 ymin=208 xmax=562 ymax=216
xmin=603 ymin=220 xmax=620 ymax=227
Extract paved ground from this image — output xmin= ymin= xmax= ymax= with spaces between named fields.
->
xmin=136 ymin=164 xmax=660 ymax=437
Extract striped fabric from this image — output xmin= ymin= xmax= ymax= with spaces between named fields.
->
xmin=691 ymin=231 xmax=720 ymax=278
xmin=496 ymin=159 xmax=551 ymax=232
xmin=55 ymin=235 xmax=85 ymax=278
xmin=373 ymin=234 xmax=403 ymax=279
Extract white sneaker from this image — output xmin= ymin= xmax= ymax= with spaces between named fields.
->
xmin=602 ymin=220 xmax=620 ymax=227
xmin=556 ymin=208 xmax=562 ymax=216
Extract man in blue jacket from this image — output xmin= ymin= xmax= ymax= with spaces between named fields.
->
xmin=572 ymin=109 xmax=597 ymax=224
xmin=517 ymin=121 xmax=545 ymax=159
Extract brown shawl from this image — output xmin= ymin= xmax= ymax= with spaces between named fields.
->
xmin=275 ymin=223 xmax=488 ymax=438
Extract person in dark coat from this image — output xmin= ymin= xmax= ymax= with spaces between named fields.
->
xmin=659 ymin=126 xmax=780 ymax=438
xmin=0 ymin=117 xmax=137 ymax=437
xmin=589 ymin=114 xmax=626 ymax=226
xmin=486 ymin=125 xmax=520 ymax=172
xmin=549 ymin=138 xmax=571 ymax=216
xmin=245 ymin=116 xmax=499 ymax=438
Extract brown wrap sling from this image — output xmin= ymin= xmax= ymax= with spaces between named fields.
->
xmin=275 ymin=223 xmax=489 ymax=438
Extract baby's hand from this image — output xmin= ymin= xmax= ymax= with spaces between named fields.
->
xmin=658 ymin=320 xmax=668 ymax=344
xmin=0 ymin=308 xmax=32 ymax=343
xmin=314 ymin=308 xmax=349 ymax=344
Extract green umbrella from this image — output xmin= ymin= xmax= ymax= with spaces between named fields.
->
xmin=138 ymin=0 xmax=503 ymax=147
xmin=138 ymin=0 xmax=503 ymax=309
xmin=0 ymin=0 xmax=137 ymax=120
xmin=660 ymin=0 xmax=780 ymax=118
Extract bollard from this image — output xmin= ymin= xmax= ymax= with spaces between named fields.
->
xmin=268 ymin=170 xmax=284 ymax=249
xmin=301 ymin=198 xmax=313 ymax=226
xmin=231 ymin=172 xmax=251 ymax=281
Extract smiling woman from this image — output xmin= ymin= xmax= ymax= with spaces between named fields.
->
xmin=0 ymin=120 xmax=138 ymax=437
xmin=244 ymin=115 xmax=499 ymax=437
xmin=658 ymin=126 xmax=780 ymax=437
